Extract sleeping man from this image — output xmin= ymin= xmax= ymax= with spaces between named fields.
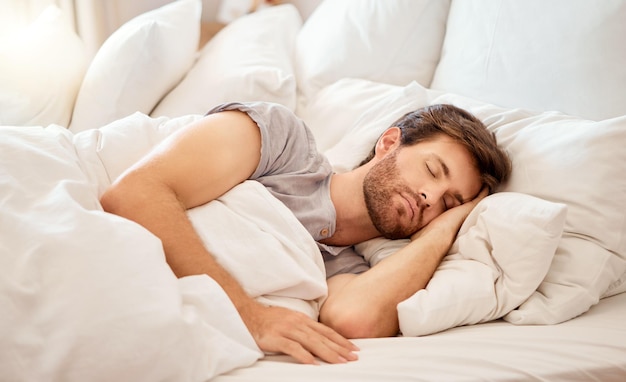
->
xmin=100 ymin=102 xmax=511 ymax=365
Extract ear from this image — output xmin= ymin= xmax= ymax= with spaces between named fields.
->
xmin=374 ymin=127 xmax=402 ymax=158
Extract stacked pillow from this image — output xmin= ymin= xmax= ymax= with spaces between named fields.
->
xmin=0 ymin=6 xmax=87 ymax=127
xmin=69 ymin=0 xmax=201 ymax=133
xmin=151 ymin=4 xmax=302 ymax=118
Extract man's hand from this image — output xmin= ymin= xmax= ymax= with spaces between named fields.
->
xmin=411 ymin=187 xmax=488 ymax=242
xmin=242 ymin=301 xmax=359 ymax=365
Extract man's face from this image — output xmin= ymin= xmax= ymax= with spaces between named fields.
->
xmin=363 ymin=134 xmax=482 ymax=239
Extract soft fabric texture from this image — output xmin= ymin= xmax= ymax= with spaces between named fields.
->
xmin=1 ymin=113 xmax=328 ymax=381
xmin=297 ymin=79 xmax=413 ymax=153
xmin=295 ymin=0 xmax=451 ymax=99
xmin=357 ymin=193 xmax=567 ymax=336
xmin=69 ymin=0 xmax=201 ymax=133
xmin=430 ymin=93 xmax=626 ymax=324
xmin=209 ymin=294 xmax=626 ymax=381
xmin=189 ymin=181 xmax=327 ymax=319
xmin=3 ymin=0 xmax=626 ymax=379
xmin=0 ymin=5 xmax=87 ymax=127
xmin=431 ymin=0 xmax=626 ymax=121
xmin=151 ymin=4 xmax=301 ymax=118
xmin=0 ymin=123 xmax=259 ymax=381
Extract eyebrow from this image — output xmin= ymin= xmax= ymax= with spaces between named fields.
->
xmin=434 ymin=155 xmax=466 ymax=205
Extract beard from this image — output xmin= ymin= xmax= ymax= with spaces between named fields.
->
xmin=362 ymin=150 xmax=423 ymax=239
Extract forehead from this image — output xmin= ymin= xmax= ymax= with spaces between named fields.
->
xmin=411 ymin=135 xmax=471 ymax=158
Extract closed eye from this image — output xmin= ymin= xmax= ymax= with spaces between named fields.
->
xmin=426 ymin=162 xmax=436 ymax=177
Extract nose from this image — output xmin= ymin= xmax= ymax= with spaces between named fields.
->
xmin=420 ymin=186 xmax=446 ymax=209
xmin=420 ymin=193 xmax=430 ymax=208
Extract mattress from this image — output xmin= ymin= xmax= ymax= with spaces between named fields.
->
xmin=213 ymin=292 xmax=626 ymax=382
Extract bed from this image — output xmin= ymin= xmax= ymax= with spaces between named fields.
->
xmin=1 ymin=0 xmax=625 ymax=381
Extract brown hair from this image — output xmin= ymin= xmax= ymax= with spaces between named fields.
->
xmin=359 ymin=104 xmax=511 ymax=192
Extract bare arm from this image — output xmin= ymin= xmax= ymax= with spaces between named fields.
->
xmin=100 ymin=111 xmax=357 ymax=364
xmin=319 ymin=189 xmax=487 ymax=338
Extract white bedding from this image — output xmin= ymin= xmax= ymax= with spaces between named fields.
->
xmin=0 ymin=110 xmax=594 ymax=380
xmin=2 ymin=0 xmax=626 ymax=380
xmin=213 ymin=292 xmax=626 ymax=382
xmin=0 ymin=117 xmax=326 ymax=381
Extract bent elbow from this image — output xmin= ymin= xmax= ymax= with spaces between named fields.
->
xmin=100 ymin=185 xmax=124 ymax=214
xmin=100 ymin=178 xmax=141 ymax=217
xmin=320 ymin=301 xmax=397 ymax=339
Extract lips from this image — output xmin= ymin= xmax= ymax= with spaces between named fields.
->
xmin=401 ymin=194 xmax=418 ymax=221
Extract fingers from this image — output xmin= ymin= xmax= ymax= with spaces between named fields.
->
xmin=300 ymin=321 xmax=360 ymax=364
xmin=248 ymin=305 xmax=359 ymax=365
xmin=311 ymin=319 xmax=360 ymax=353
xmin=278 ymin=323 xmax=359 ymax=365
xmin=285 ymin=316 xmax=360 ymax=364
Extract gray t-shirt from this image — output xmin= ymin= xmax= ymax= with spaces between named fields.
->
xmin=206 ymin=102 xmax=369 ymax=277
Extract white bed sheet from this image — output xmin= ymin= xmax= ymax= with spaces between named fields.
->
xmin=213 ymin=292 xmax=626 ymax=382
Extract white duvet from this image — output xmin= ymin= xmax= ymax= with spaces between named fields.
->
xmin=0 ymin=113 xmax=326 ymax=381
xmin=0 ymin=111 xmax=567 ymax=380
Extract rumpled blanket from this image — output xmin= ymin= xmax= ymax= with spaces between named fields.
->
xmin=0 ymin=113 xmax=326 ymax=382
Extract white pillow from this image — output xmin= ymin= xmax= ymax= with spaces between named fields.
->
xmin=0 ymin=6 xmax=87 ymax=127
xmin=69 ymin=0 xmax=201 ymax=133
xmin=431 ymin=1 xmax=626 ymax=121
xmin=432 ymin=93 xmax=626 ymax=324
xmin=296 ymin=79 xmax=408 ymax=152
xmin=357 ymin=192 xmax=566 ymax=336
xmin=151 ymin=4 xmax=301 ymax=118
xmin=295 ymin=0 xmax=451 ymax=99
xmin=323 ymin=81 xmax=441 ymax=172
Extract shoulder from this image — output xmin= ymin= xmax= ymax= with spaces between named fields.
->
xmin=208 ymin=102 xmax=327 ymax=177
xmin=206 ymin=101 xmax=302 ymax=132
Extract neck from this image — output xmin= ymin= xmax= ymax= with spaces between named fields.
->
xmin=321 ymin=168 xmax=381 ymax=246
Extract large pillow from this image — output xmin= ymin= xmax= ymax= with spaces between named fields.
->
xmin=0 ymin=5 xmax=87 ymax=127
xmin=431 ymin=93 xmax=626 ymax=324
xmin=295 ymin=0 xmax=451 ymax=99
xmin=296 ymin=79 xmax=417 ymax=152
xmin=328 ymin=85 xmax=626 ymax=325
xmin=323 ymin=81 xmax=441 ymax=172
xmin=151 ymin=4 xmax=301 ymax=118
xmin=431 ymin=0 xmax=626 ymax=121
xmin=69 ymin=0 xmax=201 ymax=133
xmin=357 ymin=192 xmax=567 ymax=336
